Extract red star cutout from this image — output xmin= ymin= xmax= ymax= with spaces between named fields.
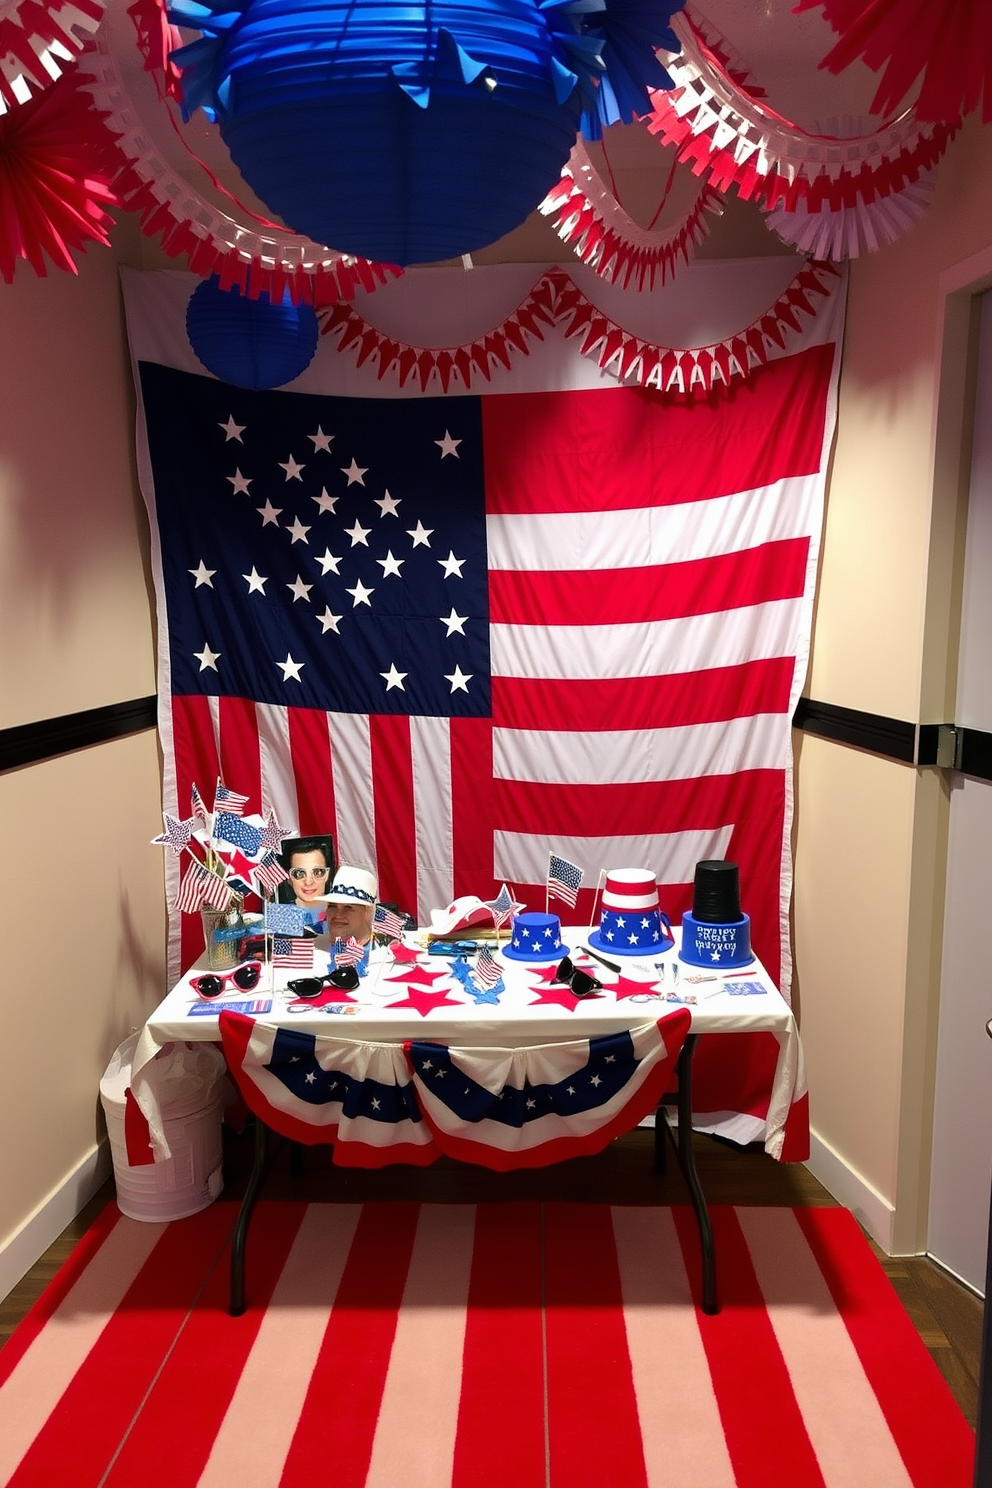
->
xmin=528 ymin=982 xmax=605 ymax=1012
xmin=388 ymin=941 xmax=422 ymax=964
xmin=385 ymin=965 xmax=449 ymax=986
xmin=286 ymin=987 xmax=359 ymax=1009
xmin=386 ymin=985 xmax=466 ymax=1017
xmin=611 ymin=975 xmax=661 ymax=1001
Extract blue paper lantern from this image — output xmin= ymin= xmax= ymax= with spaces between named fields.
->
xmin=168 ymin=0 xmax=685 ymax=267
xmin=185 ymin=277 xmax=319 ymax=390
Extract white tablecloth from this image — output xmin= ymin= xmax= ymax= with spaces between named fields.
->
xmin=131 ymin=927 xmax=805 ymax=1161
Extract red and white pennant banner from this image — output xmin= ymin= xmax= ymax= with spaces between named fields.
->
xmin=537 ymin=137 xmax=725 ymax=292
xmin=645 ymin=11 xmax=955 ymax=215
xmin=319 ymin=260 xmax=839 ymax=396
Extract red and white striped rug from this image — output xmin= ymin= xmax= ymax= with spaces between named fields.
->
xmin=0 ymin=1201 xmax=973 ymax=1488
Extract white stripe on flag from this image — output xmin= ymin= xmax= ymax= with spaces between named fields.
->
xmin=327 ymin=711 xmax=376 ymax=867
xmin=0 ymin=1221 xmax=168 ymax=1484
xmin=487 ymin=476 xmax=821 ymax=572
xmin=737 ymin=1209 xmax=916 ymax=1488
xmin=256 ymin=702 xmax=301 ymax=838
xmin=495 ymin=713 xmax=790 ymax=786
xmin=411 ymin=715 xmax=454 ymax=918
xmin=612 ymin=1206 xmax=738 ymax=1488
xmin=495 ymin=826 xmax=734 ymax=889
xmin=198 ymin=1206 xmax=362 ymax=1488
xmin=364 ymin=1205 xmax=476 ymax=1488
xmin=491 ymin=598 xmax=806 ymax=681
xmin=207 ymin=694 xmax=222 ymax=766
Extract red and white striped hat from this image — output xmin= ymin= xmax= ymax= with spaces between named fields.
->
xmin=601 ymin=869 xmax=660 ymax=913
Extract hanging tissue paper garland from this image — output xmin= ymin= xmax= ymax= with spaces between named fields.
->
xmin=645 ymin=11 xmax=954 ymax=216
xmin=797 ymin=0 xmax=992 ymax=126
xmin=0 ymin=69 xmax=120 ymax=281
xmin=319 ymin=259 xmax=838 ymax=395
xmin=76 ymin=0 xmax=399 ymax=304
xmin=537 ymin=135 xmax=725 ymax=290
xmin=762 ymin=114 xmax=936 ymax=260
xmin=0 ymin=0 xmax=106 ymax=111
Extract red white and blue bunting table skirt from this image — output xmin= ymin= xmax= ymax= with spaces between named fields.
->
xmin=129 ymin=927 xmax=806 ymax=1172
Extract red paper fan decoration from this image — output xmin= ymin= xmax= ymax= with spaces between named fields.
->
xmin=0 ymin=69 xmax=120 ymax=282
xmin=0 ymin=0 xmax=107 ymax=110
xmin=797 ymin=0 xmax=992 ymax=124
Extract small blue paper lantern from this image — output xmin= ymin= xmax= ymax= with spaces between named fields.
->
xmin=185 ymin=277 xmax=319 ymax=390
xmin=168 ymin=0 xmax=685 ymax=267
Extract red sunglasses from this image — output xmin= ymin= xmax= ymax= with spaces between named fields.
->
xmin=190 ymin=961 xmax=263 ymax=999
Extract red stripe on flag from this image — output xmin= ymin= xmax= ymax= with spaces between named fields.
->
xmin=452 ymin=1204 xmax=546 ymax=1488
xmin=370 ymin=715 xmax=417 ymax=913
xmin=794 ymin=1209 xmax=975 ymax=1488
xmin=100 ymin=1204 xmax=308 ymax=1488
xmin=490 ymin=539 xmax=810 ymax=627
xmin=287 ymin=706 xmax=337 ymax=839
xmin=279 ymin=1202 xmax=419 ymax=1488
xmin=4 ymin=1203 xmax=252 ymax=1488
xmin=492 ymin=658 xmax=796 ymax=732
xmin=673 ymin=1206 xmax=826 ymax=1488
xmin=218 ymin=696 xmax=263 ymax=817
xmin=172 ymin=694 xmax=222 ymax=972
xmin=544 ymin=1203 xmax=649 ymax=1488
xmin=450 ymin=717 xmax=496 ymax=898
xmin=481 ymin=344 xmax=835 ymax=515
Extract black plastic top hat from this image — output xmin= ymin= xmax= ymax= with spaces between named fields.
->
xmin=692 ymin=860 xmax=741 ymax=924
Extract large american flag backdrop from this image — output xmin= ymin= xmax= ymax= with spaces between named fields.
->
xmin=124 ymin=263 xmax=843 ymax=1141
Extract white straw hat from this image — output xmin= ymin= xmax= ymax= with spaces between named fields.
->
xmin=316 ymin=865 xmax=378 ymax=906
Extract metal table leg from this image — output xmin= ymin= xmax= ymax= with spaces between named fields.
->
xmin=229 ymin=1117 xmax=269 ymax=1317
xmin=669 ymin=1034 xmax=718 ymax=1314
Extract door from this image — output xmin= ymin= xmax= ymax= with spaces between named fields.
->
xmin=927 ymin=287 xmax=992 ymax=1293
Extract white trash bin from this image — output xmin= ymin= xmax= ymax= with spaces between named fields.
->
xmin=100 ymin=1033 xmax=227 ymax=1222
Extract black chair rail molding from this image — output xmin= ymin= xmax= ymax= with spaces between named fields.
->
xmin=0 ymin=696 xmax=157 ymax=773
xmin=793 ymin=699 xmax=992 ymax=782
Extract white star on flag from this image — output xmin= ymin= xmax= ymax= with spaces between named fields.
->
xmin=257 ymin=500 xmax=282 ymax=526
xmin=406 ymin=521 xmax=433 ymax=547
xmin=440 ymin=608 xmax=468 ymax=636
xmin=220 ymin=416 xmax=245 ymax=441
xmin=194 ymin=643 xmax=220 ymax=671
xmin=445 ymin=666 xmax=472 ymax=693
xmin=316 ymin=549 xmax=341 ymax=575
xmin=376 ymin=551 xmax=405 ymax=578
xmin=243 ymin=567 xmax=267 ymax=593
xmin=435 ymin=431 xmax=461 ymax=458
xmin=312 ymin=488 xmax=337 ymax=514
xmin=308 ymin=427 xmax=333 ymax=452
xmin=227 ymin=469 xmax=252 ymax=493
xmin=287 ymin=576 xmax=312 ymax=602
xmin=279 ymin=454 xmax=305 ymax=480
xmin=188 ymin=560 xmax=215 ymax=587
xmin=375 ymin=491 xmax=400 ymax=516
xmin=286 ymin=517 xmax=311 ymax=544
xmin=316 ymin=607 xmax=342 ymax=634
xmin=438 ymin=551 xmax=466 ymax=578
xmin=380 ymin=663 xmax=407 ymax=691
xmin=342 ymin=459 xmax=368 ymax=485
xmin=277 ymin=654 xmax=305 ymax=681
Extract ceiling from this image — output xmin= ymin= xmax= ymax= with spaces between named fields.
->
xmin=101 ymin=0 xmax=895 ymax=269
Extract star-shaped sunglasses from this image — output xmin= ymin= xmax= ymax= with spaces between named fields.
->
xmin=552 ymin=956 xmax=603 ymax=998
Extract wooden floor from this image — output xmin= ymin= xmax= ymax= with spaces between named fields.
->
xmin=1 ymin=1127 xmax=984 ymax=1426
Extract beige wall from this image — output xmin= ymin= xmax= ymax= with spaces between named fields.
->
xmin=795 ymin=112 xmax=992 ymax=1250
xmin=0 ymin=221 xmax=167 ymax=1278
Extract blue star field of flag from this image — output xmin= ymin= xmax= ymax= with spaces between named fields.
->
xmin=139 ymin=363 xmax=490 ymax=717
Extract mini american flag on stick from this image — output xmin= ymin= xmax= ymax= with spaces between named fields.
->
xmin=254 ymin=852 xmax=290 ymax=895
xmin=473 ymin=945 xmax=502 ymax=990
xmin=272 ymin=937 xmax=314 ymax=968
xmin=333 ymin=936 xmax=365 ymax=967
xmin=214 ymin=780 xmax=249 ymax=817
xmin=547 ymin=853 xmax=583 ymax=911
xmin=373 ymin=904 xmax=406 ymax=941
xmin=174 ymin=860 xmax=233 ymax=914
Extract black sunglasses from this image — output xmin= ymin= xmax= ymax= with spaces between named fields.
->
xmin=553 ymin=956 xmax=603 ymax=998
xmin=190 ymin=961 xmax=262 ymax=999
xmin=286 ymin=964 xmax=361 ymax=999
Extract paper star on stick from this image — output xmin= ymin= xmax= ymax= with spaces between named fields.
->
xmin=151 ymin=813 xmax=198 ymax=854
xmin=258 ymin=807 xmax=293 ymax=854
